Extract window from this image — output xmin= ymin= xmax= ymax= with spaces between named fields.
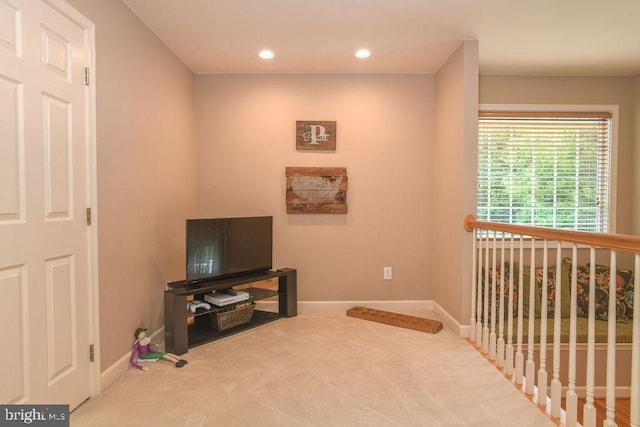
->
xmin=477 ymin=109 xmax=613 ymax=233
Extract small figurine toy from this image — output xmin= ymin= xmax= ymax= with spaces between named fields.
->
xmin=129 ymin=327 xmax=187 ymax=371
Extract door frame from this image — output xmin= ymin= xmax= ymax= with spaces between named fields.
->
xmin=45 ymin=0 xmax=100 ymax=399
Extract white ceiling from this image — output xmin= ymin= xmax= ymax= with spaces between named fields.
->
xmin=122 ymin=0 xmax=640 ymax=76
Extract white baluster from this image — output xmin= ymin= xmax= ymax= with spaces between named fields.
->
xmin=482 ymin=234 xmax=490 ymax=354
xmin=604 ymin=251 xmax=617 ymax=427
xmin=489 ymin=236 xmax=497 ymax=360
xmin=537 ymin=240 xmax=549 ymax=406
xmin=476 ymin=235 xmax=484 ymax=347
xmin=550 ymin=242 xmax=562 ymax=418
xmin=515 ymin=235 xmax=524 ymax=385
xmin=583 ymin=249 xmax=597 ymax=427
xmin=497 ymin=236 xmax=505 ymax=368
xmin=525 ymin=237 xmax=536 ymax=395
xmin=631 ymin=254 xmax=640 ymax=427
xmin=505 ymin=234 xmax=515 ymax=377
xmin=565 ymin=245 xmax=578 ymax=427
xmin=464 ymin=222 xmax=640 ymax=427
xmin=470 ymin=230 xmax=477 ymax=343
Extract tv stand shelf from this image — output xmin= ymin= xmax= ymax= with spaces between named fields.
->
xmin=164 ymin=268 xmax=297 ymax=355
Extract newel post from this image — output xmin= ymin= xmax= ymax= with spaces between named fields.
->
xmin=464 ymin=214 xmax=476 ymax=233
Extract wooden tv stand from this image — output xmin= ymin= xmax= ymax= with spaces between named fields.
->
xmin=164 ymin=268 xmax=297 ymax=355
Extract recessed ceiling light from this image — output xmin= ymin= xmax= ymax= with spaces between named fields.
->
xmin=355 ymin=49 xmax=371 ymax=59
xmin=259 ymin=50 xmax=274 ymax=59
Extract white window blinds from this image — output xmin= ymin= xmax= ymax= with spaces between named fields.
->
xmin=478 ymin=111 xmax=612 ymax=232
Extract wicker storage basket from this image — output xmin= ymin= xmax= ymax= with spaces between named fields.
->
xmin=210 ymin=303 xmax=255 ymax=331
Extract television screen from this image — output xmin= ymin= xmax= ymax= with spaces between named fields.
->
xmin=186 ymin=216 xmax=273 ymax=285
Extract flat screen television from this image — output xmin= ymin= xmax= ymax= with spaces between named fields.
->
xmin=186 ymin=216 xmax=273 ymax=285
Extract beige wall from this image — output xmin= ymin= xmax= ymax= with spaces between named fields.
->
xmin=55 ymin=0 xmax=639 ymax=374
xmin=66 ymin=0 xmax=197 ymax=370
xmin=194 ymin=74 xmax=435 ymax=301
xmin=479 ymin=75 xmax=637 ymax=235
xmin=634 ymin=75 xmax=640 ymax=235
xmin=432 ymin=41 xmax=479 ymax=323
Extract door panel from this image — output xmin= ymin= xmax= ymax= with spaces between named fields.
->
xmin=0 ymin=74 xmax=24 ymax=221
xmin=0 ymin=0 xmax=95 ymax=410
xmin=0 ymin=0 xmax=20 ymax=56
xmin=0 ymin=265 xmax=27 ymax=403
xmin=42 ymin=93 xmax=72 ymax=219
xmin=40 ymin=26 xmax=71 ymax=81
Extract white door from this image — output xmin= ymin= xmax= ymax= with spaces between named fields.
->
xmin=0 ymin=0 xmax=96 ymax=410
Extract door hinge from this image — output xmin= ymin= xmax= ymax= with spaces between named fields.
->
xmin=84 ymin=67 xmax=90 ymax=85
xmin=86 ymin=207 xmax=92 ymax=225
xmin=89 ymin=344 xmax=95 ymax=362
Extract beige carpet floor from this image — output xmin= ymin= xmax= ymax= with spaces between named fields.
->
xmin=70 ymin=310 xmax=554 ymax=427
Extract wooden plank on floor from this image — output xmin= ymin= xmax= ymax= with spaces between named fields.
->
xmin=346 ymin=306 xmax=443 ymax=334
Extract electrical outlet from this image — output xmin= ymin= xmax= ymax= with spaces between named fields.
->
xmin=383 ymin=267 xmax=392 ymax=280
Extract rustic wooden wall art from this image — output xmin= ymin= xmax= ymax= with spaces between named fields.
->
xmin=296 ymin=121 xmax=336 ymax=151
xmin=285 ymin=167 xmax=347 ymax=214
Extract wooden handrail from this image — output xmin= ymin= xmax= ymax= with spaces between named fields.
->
xmin=464 ymin=214 xmax=640 ymax=254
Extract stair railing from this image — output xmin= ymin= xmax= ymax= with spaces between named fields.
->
xmin=464 ymin=214 xmax=640 ymax=427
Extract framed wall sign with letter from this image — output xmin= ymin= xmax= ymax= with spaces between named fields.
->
xmin=296 ymin=121 xmax=336 ymax=151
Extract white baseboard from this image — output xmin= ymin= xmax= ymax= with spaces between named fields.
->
xmin=99 ymin=304 xmax=442 ymax=392
xmin=263 ymin=300 xmax=466 ymax=335
xmin=98 ymin=307 xmax=631 ymax=400
xmin=293 ymin=301 xmax=472 ymax=340
xmin=99 ymin=326 xmax=164 ymax=393
xmin=99 ymin=351 xmax=130 ymax=392
xmin=297 ymin=300 xmax=434 ymax=314
xmin=432 ymin=302 xmax=470 ymax=338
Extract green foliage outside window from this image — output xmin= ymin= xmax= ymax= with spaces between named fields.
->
xmin=478 ymin=114 xmax=610 ymax=232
